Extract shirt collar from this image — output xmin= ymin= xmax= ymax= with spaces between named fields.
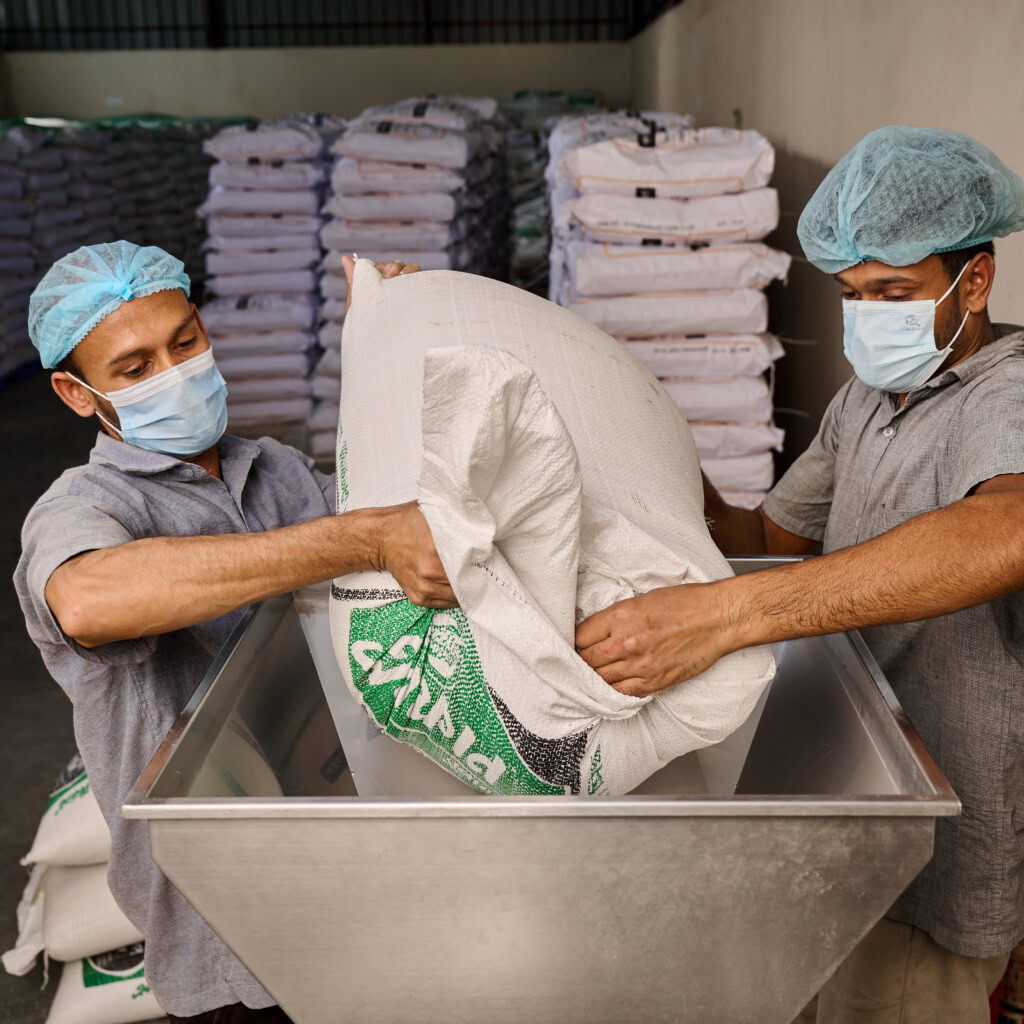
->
xmin=89 ymin=431 xmax=262 ymax=478
xmin=918 ymin=322 xmax=1024 ymax=390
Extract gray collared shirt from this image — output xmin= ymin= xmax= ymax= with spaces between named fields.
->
xmin=763 ymin=324 xmax=1024 ymax=958
xmin=14 ymin=432 xmax=335 ymax=1016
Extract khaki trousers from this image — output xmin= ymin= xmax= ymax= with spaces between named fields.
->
xmin=795 ymin=918 xmax=1009 ymax=1024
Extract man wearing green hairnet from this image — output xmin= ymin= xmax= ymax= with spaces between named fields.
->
xmin=14 ymin=243 xmax=450 ymax=1022
xmin=576 ymin=126 xmax=1024 ymax=1022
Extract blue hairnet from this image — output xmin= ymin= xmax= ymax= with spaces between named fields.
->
xmin=29 ymin=241 xmax=191 ymax=368
xmin=797 ymin=126 xmax=1024 ymax=273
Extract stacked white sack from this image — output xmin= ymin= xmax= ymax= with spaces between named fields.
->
xmin=199 ymin=119 xmax=331 ymax=435
xmin=548 ymin=119 xmax=789 ymax=506
xmin=2 ymin=755 xmax=162 ymax=1024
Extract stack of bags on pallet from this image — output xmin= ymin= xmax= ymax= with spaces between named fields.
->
xmin=2 ymin=755 xmax=162 ymax=1024
xmin=548 ymin=116 xmax=790 ymax=507
xmin=0 ymin=121 xmax=72 ymax=377
xmin=499 ymin=89 xmax=602 ymax=293
xmin=311 ymin=95 xmax=506 ymax=462
xmin=198 ymin=118 xmax=335 ymax=440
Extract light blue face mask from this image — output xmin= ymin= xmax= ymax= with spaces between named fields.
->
xmin=841 ymin=261 xmax=972 ymax=392
xmin=68 ymin=348 xmax=228 ymax=457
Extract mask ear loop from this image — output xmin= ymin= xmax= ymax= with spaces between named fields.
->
xmin=936 ymin=261 xmax=973 ymax=352
xmin=62 ymin=372 xmax=125 ymax=439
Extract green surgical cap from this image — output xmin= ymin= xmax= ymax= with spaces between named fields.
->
xmin=29 ymin=241 xmax=191 ymax=369
xmin=797 ymin=126 xmax=1024 ymax=273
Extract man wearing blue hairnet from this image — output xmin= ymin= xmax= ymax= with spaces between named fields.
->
xmin=576 ymin=126 xmax=1024 ymax=1022
xmin=14 ymin=243 xmax=449 ymax=1022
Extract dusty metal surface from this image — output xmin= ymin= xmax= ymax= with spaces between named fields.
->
xmin=124 ymin=560 xmax=958 ymax=1024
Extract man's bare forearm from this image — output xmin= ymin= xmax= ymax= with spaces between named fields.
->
xmin=726 ymin=492 xmax=1024 ymax=649
xmin=48 ymin=510 xmax=382 ymax=646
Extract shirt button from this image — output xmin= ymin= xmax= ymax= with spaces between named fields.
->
xmin=882 ymin=426 xmax=895 ymax=438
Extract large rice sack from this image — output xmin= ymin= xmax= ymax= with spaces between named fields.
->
xmin=45 ymin=943 xmax=161 ymax=1024
xmin=329 ymin=262 xmax=775 ymax=797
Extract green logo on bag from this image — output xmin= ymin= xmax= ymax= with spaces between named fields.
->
xmin=348 ymin=603 xmax=565 ymax=796
xmin=46 ymin=772 xmax=89 ymax=814
xmin=82 ymin=958 xmax=145 ymax=989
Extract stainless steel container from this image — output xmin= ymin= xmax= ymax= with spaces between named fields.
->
xmin=124 ymin=559 xmax=958 ymax=1024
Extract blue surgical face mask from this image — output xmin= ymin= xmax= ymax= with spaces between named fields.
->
xmin=842 ymin=261 xmax=972 ymax=392
xmin=68 ymin=348 xmax=228 ymax=457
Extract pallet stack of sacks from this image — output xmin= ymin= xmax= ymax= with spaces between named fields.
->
xmin=2 ymin=755 xmax=163 ymax=1024
xmin=198 ymin=118 xmax=334 ymax=440
xmin=548 ymin=116 xmax=790 ymax=508
xmin=0 ymin=120 xmax=80 ymax=377
xmin=309 ymin=96 xmax=506 ymax=463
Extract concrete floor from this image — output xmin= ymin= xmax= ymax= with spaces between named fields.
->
xmin=0 ymin=371 xmax=108 ymax=1021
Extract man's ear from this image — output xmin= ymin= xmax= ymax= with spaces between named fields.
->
xmin=51 ymin=372 xmax=98 ymax=419
xmin=964 ymin=252 xmax=995 ymax=314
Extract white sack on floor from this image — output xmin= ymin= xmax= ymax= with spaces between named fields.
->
xmin=568 ymin=240 xmax=791 ymax=296
xmin=661 ymin=377 xmax=773 ymax=424
xmin=331 ymin=157 xmax=466 ymax=195
xmin=45 ymin=943 xmax=162 ymax=1024
xmin=21 ymin=758 xmax=110 ymax=868
xmin=318 ymin=321 xmax=344 ymax=348
xmin=329 ymin=262 xmax=775 ymax=798
xmin=323 ymin=191 xmax=460 ymax=222
xmin=720 ymin=490 xmax=768 ymax=511
xmin=319 ymin=274 xmax=348 ymax=302
xmin=561 ymin=127 xmax=774 ymax=199
xmin=205 ymin=214 xmax=321 ymax=237
xmin=206 ymin=246 xmax=321 ymax=275
xmin=209 ymin=161 xmax=326 ymax=191
xmin=311 ymin=375 xmax=341 ymax=401
xmin=322 ymin=248 xmax=455 ymax=273
xmin=557 ymin=188 xmax=780 ymax=246
xmin=315 ymin=347 xmax=341 ymax=377
xmin=702 ymin=452 xmax=775 ymax=493
xmin=211 ymin=330 xmax=313 ymax=357
xmin=43 ymin=864 xmax=144 ymax=962
xmin=690 ymin=422 xmax=785 ymax=459
xmin=358 ymin=98 xmax=480 ymax=132
xmin=200 ymin=294 xmax=316 ymax=332
xmin=623 ymin=333 xmax=784 ymax=379
xmin=205 ymin=232 xmax=319 ymax=252
xmin=227 ymin=397 xmax=312 ymax=424
xmin=311 ymin=428 xmax=337 ymax=459
xmin=217 ymin=353 xmax=309 ymax=380
xmin=321 ymin=299 xmax=348 ymax=322
xmin=206 ymin=269 xmax=316 ymax=297
xmin=566 ymin=287 xmax=768 ymax=336
xmin=199 ymin=187 xmax=320 ymax=217
xmin=321 ymin=218 xmax=458 ymax=251
xmin=225 ymin=377 xmax=310 ymax=401
xmin=203 ymin=120 xmax=325 ymax=162
xmin=332 ymin=121 xmax=477 ymax=169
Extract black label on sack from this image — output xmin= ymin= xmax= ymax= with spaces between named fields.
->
xmin=412 ymin=103 xmax=428 ymax=118
xmin=636 ymin=187 xmax=656 ymax=198
xmin=625 ymin=108 xmax=641 ymax=118
xmin=91 ymin=943 xmax=145 ymax=973
xmin=235 ymin=296 xmax=250 ymax=309
xmin=637 ymin=130 xmax=656 ymax=148
xmin=412 ymin=163 xmax=426 ymax=169
xmin=270 ymin=159 xmax=284 ymax=167
xmin=376 ymin=121 xmax=393 ymax=134
xmin=641 ymin=238 xmax=663 ymax=247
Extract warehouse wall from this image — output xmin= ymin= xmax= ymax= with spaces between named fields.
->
xmin=632 ymin=0 xmax=1024 ymax=462
xmin=4 ymin=42 xmax=629 ymax=121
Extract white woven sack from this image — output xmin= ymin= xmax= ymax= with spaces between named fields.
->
xmin=568 ymin=240 xmax=791 ymax=296
xmin=328 ymin=262 xmax=775 ymax=797
xmin=203 ymin=120 xmax=324 ymax=162
xmin=21 ymin=759 xmax=110 ymax=868
xmin=565 ymin=287 xmax=768 ymax=336
xmin=331 ymin=157 xmax=466 ymax=195
xmin=209 ymin=161 xmax=326 ymax=191
xmin=210 ymin=330 xmax=313 ymax=357
xmin=703 ymin=452 xmax=775 ymax=492
xmin=561 ymin=127 xmax=774 ymax=199
xmin=199 ymin=187 xmax=320 ymax=217
xmin=323 ymin=191 xmax=460 ymax=222
xmin=205 ymin=214 xmax=321 ymax=237
xmin=310 ymin=400 xmax=340 ymax=431
xmin=321 ymin=218 xmax=459 ymax=251
xmin=358 ymin=99 xmax=480 ymax=132
xmin=204 ymin=232 xmax=319 ymax=252
xmin=661 ymin=377 xmax=773 ymax=423
xmin=206 ymin=246 xmax=320 ymax=275
xmin=546 ymin=111 xmax=695 ymax=170
xmin=322 ymin=248 xmax=455 ymax=272
xmin=622 ymin=334 xmax=784 ymax=379
xmin=318 ymin=321 xmax=344 ymax=347
xmin=311 ymin=429 xmax=337 ymax=459
xmin=556 ymin=189 xmax=780 ymax=246
xmin=316 ymin=347 xmax=342 ymax=377
xmin=217 ymin=353 xmax=309 ymax=381
xmin=43 ymin=864 xmax=144 ymax=962
xmin=312 ymin=374 xmax=341 ymax=401
xmin=320 ymin=274 xmax=348 ymax=301
xmin=201 ymin=294 xmax=316 ymax=332
xmin=206 ymin=269 xmax=316 ymax=297
xmin=420 ymin=94 xmax=499 ymax=120
xmin=321 ymin=299 xmax=348 ymax=322
xmin=227 ymin=397 xmax=312 ymax=424
xmin=225 ymin=377 xmax=310 ymax=401
xmin=332 ymin=121 xmax=478 ymax=169
xmin=45 ymin=944 xmax=161 ymax=1024
xmin=691 ymin=422 xmax=785 ymax=459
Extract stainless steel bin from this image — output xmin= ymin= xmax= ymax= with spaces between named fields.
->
xmin=124 ymin=558 xmax=958 ymax=1024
